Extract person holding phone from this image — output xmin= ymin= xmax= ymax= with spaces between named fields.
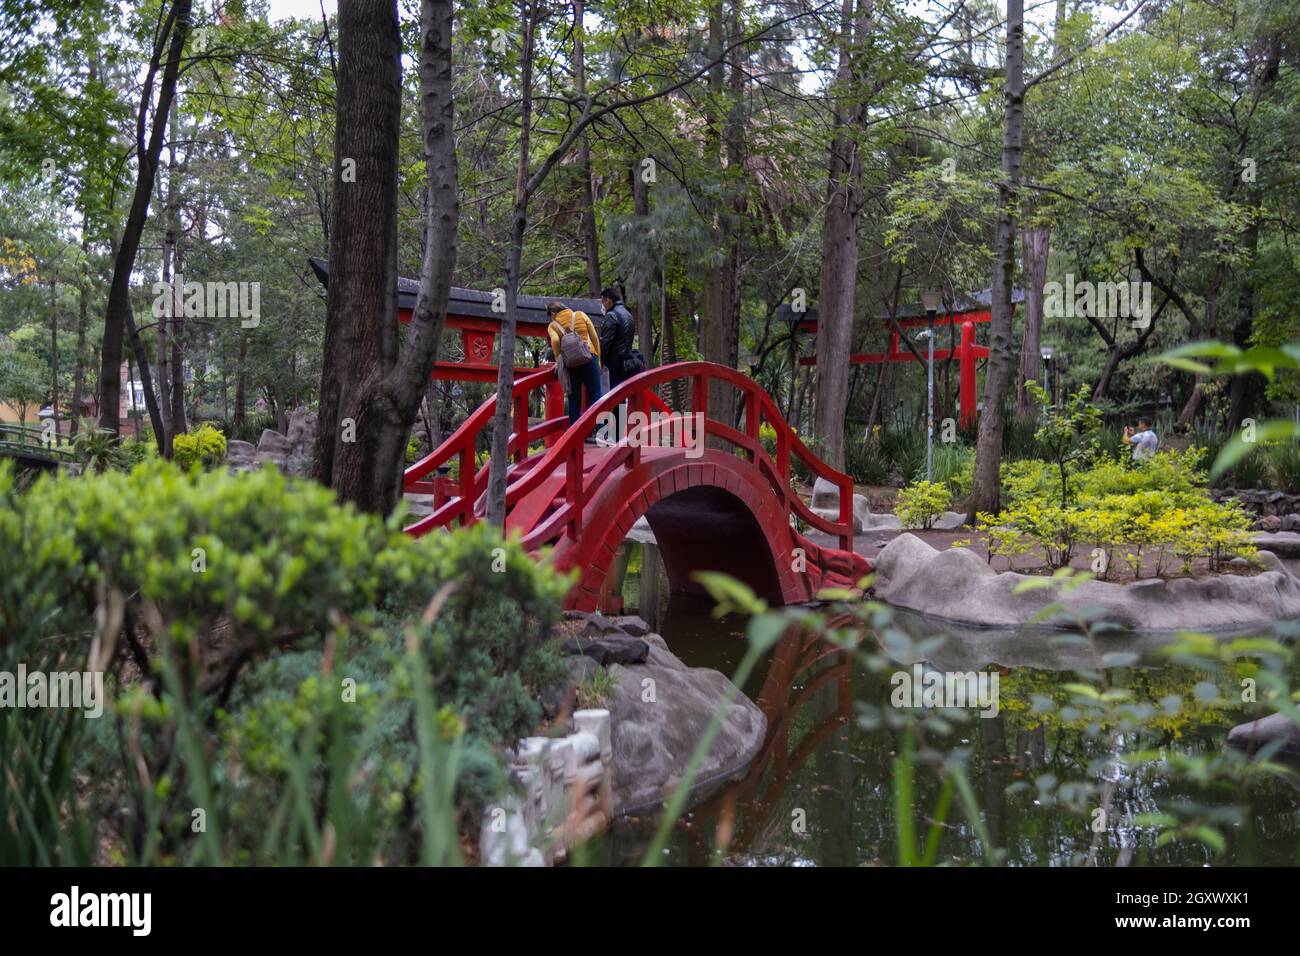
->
xmin=1124 ymin=418 xmax=1159 ymax=461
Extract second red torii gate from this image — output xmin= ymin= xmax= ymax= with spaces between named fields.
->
xmin=781 ymin=298 xmax=1016 ymax=427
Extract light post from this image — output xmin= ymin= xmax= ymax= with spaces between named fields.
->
xmin=921 ymin=291 xmax=942 ymax=481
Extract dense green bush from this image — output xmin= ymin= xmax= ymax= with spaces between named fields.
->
xmin=0 ymin=460 xmax=571 ymax=864
xmin=1222 ymin=446 xmax=1270 ymax=489
xmin=878 ymin=426 xmax=927 ymax=483
xmin=1218 ymin=441 xmax=1300 ymax=493
xmin=845 ymin=435 xmax=890 ymax=485
xmin=1000 ymin=408 xmax=1043 ymax=461
xmin=1265 ymin=442 xmax=1300 ymax=494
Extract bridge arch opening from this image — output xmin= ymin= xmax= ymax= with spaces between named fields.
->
xmin=640 ymin=484 xmax=784 ymax=604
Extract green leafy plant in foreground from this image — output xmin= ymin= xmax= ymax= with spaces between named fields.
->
xmin=0 ymin=460 xmax=569 ymax=865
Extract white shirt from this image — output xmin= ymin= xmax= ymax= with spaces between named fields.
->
xmin=1131 ymin=429 xmax=1158 ymax=460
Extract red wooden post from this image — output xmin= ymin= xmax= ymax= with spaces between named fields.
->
xmin=545 ymin=380 xmax=564 ymax=447
xmin=627 ymin=387 xmax=641 ymax=469
xmin=692 ymin=372 xmax=708 ymax=419
xmin=457 ymin=444 xmax=473 ymax=527
xmin=959 ymin=320 xmax=977 ymax=428
xmin=513 ymin=392 xmax=528 ymax=463
xmin=566 ymin=444 xmax=583 ymax=540
xmin=692 ymin=372 xmax=708 ymax=451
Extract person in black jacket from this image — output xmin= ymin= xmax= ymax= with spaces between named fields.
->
xmin=598 ymin=288 xmax=642 ymax=390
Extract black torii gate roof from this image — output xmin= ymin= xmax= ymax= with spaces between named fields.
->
xmin=308 ymin=257 xmax=603 ymax=326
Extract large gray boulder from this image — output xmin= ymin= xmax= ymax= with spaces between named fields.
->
xmin=873 ymin=532 xmax=1300 ymax=631
xmin=226 ymin=407 xmax=317 ymax=477
xmin=256 ymin=428 xmax=292 ymax=460
xmin=225 ymin=439 xmax=257 ymax=470
xmin=607 ymin=633 xmax=766 ymax=815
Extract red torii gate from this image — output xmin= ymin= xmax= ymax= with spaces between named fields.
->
xmin=782 ymin=294 xmax=1019 ymax=427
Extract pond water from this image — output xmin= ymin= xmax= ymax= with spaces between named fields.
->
xmin=598 ymin=585 xmax=1300 ymax=867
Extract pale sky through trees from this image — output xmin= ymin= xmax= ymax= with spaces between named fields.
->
xmin=265 ymin=0 xmax=337 ymax=23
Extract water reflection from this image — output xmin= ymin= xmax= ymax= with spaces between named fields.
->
xmin=606 ymin=595 xmax=1300 ymax=867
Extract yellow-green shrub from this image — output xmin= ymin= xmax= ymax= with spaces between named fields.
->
xmin=895 ymin=479 xmax=950 ymax=529
xmin=1000 ymin=499 xmax=1083 ymax=569
xmin=987 ymin=486 xmax=1256 ymax=578
xmin=976 ymin=512 xmax=1034 ymax=568
xmin=1076 ymin=447 xmax=1208 ymax=504
xmin=172 ymin=423 xmax=228 ymax=469
xmin=1002 ymin=458 xmax=1060 ymax=504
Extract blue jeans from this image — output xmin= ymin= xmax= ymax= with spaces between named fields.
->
xmin=566 ymin=360 xmax=603 ymax=425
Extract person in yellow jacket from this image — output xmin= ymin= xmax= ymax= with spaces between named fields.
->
xmin=546 ymin=301 xmax=604 ymax=426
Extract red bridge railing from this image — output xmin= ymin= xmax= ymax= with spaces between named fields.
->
xmin=404 ymin=361 xmax=855 ymax=553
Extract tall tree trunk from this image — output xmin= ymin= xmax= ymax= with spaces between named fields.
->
xmin=1014 ymin=1 xmax=1065 ymax=420
xmin=699 ymin=1 xmax=740 ymax=427
xmin=71 ymin=219 xmax=89 ymax=436
xmin=813 ymin=0 xmax=870 ymax=469
xmin=234 ymin=334 xmax=247 ymax=430
xmin=312 ymin=0 xmax=403 ymax=503
xmin=1016 ymin=224 xmax=1049 ymax=416
xmin=158 ymin=114 xmax=178 ymax=441
xmin=573 ymin=0 xmax=601 ymax=296
xmin=1226 ymin=221 xmax=1261 ymax=434
xmin=171 ymin=244 xmax=187 ymax=437
xmin=98 ymin=0 xmax=190 ymax=446
xmin=48 ymin=278 xmax=59 ymax=434
xmin=314 ymin=0 xmax=459 ymax=516
xmin=631 ymin=159 xmax=653 ymax=366
xmin=168 ymin=105 xmax=187 ymax=438
xmin=485 ymin=2 xmax=540 ymax=528
xmin=661 ymin=276 xmax=681 ymax=408
xmin=127 ymin=355 xmax=140 ymax=428
xmin=968 ymin=0 xmax=1023 ymax=522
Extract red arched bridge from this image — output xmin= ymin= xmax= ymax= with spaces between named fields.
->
xmin=403 ymin=361 xmax=871 ymax=612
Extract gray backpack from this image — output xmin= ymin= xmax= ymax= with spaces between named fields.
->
xmin=553 ymin=312 xmax=593 ymax=368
